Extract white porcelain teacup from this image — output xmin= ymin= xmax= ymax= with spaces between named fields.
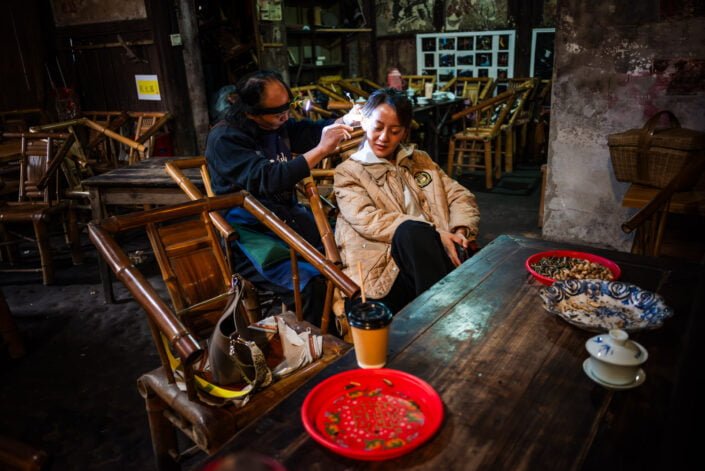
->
xmin=585 ymin=329 xmax=648 ymax=385
xmin=416 ymin=97 xmax=429 ymax=105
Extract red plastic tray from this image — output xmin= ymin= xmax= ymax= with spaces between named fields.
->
xmin=525 ymin=250 xmax=621 ymax=286
xmin=301 ymin=368 xmax=444 ymax=461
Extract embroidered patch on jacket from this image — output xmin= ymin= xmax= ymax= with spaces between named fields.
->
xmin=414 ymin=171 xmax=432 ymax=188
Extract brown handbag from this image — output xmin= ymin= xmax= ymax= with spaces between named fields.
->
xmin=208 ymin=276 xmax=272 ymax=388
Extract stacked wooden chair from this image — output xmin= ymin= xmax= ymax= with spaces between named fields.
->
xmin=0 ymin=132 xmax=83 ymax=284
xmin=336 ymin=76 xmax=382 ymax=99
xmin=446 ymin=89 xmax=517 ymax=189
xmin=89 ymin=193 xmax=358 ymax=470
xmin=500 ymin=79 xmax=537 ymax=173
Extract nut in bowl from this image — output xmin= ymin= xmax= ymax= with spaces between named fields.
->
xmin=539 ymin=279 xmax=674 ymax=332
xmin=525 ymin=250 xmax=621 ymax=286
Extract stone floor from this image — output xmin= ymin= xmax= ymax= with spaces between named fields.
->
xmin=1 ymin=172 xmax=543 ymax=471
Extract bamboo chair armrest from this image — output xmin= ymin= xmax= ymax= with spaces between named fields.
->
xmin=88 ymin=222 xmax=202 ymax=365
xmin=96 ymin=193 xmax=360 ymax=300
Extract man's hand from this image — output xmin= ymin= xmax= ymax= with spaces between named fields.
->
xmin=305 ymin=123 xmax=355 ymax=168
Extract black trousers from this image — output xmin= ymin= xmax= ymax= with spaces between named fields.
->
xmin=375 ymin=220 xmax=455 ymax=314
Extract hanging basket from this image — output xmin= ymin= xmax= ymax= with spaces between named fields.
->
xmin=608 ymin=110 xmax=705 ymax=190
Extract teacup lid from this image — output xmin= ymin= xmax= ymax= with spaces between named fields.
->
xmin=347 ymin=301 xmax=393 ymax=330
xmin=585 ymin=329 xmax=648 ymax=366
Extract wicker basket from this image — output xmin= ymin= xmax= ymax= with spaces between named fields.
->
xmin=608 ymin=111 xmax=705 ymax=189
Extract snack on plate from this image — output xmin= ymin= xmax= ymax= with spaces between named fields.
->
xmin=530 ymin=256 xmax=614 ymax=281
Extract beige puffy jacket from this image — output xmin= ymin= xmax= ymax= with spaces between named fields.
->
xmin=334 ymin=144 xmax=480 ymax=299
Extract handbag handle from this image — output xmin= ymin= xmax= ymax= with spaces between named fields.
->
xmin=636 ymin=110 xmax=681 ymax=180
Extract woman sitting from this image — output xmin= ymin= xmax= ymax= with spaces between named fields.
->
xmin=334 ymin=88 xmax=480 ymax=313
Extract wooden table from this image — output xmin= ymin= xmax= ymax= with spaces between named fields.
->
xmin=622 ymin=183 xmax=705 ymax=216
xmin=82 ymin=157 xmax=203 ymax=302
xmin=412 ymin=98 xmax=465 ymax=164
xmin=202 ymin=234 xmax=703 ymax=470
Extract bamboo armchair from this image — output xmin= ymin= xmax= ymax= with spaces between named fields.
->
xmin=0 ymin=132 xmax=83 ymax=284
xmin=447 ymin=90 xmax=517 ymax=189
xmin=622 ymin=157 xmax=705 ymax=257
xmin=88 ymin=194 xmax=358 ymax=469
xmin=500 ymin=80 xmax=536 ymax=172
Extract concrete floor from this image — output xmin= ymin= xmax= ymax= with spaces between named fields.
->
xmin=0 ymin=175 xmax=543 ymax=470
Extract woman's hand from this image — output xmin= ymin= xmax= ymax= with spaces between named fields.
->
xmin=438 ymin=230 xmax=468 ymax=267
xmin=305 ymin=123 xmax=354 ymax=168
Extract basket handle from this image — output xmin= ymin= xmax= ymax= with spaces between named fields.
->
xmin=636 ymin=110 xmax=681 ymax=180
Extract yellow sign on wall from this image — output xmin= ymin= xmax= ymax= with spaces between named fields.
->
xmin=135 ymin=74 xmax=161 ymax=101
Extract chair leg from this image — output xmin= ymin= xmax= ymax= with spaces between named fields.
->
xmin=0 ymin=223 xmax=17 ymax=265
xmin=143 ymin=390 xmax=181 ymax=471
xmin=483 ymin=142 xmax=493 ymax=189
xmin=505 ymin=130 xmax=514 ymax=173
xmin=32 ymin=219 xmax=54 ymax=285
xmin=447 ymin=137 xmax=456 ymax=176
xmin=66 ymin=207 xmax=83 ymax=265
xmin=494 ymin=135 xmax=502 ymax=180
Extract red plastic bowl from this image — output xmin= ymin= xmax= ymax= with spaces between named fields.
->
xmin=525 ymin=250 xmax=621 ymax=286
xmin=301 ymin=368 xmax=444 ymax=461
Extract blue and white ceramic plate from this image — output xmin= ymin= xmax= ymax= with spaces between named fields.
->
xmin=539 ymin=279 xmax=674 ymax=332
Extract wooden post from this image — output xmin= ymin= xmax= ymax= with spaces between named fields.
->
xmin=177 ymin=0 xmax=209 ymax=154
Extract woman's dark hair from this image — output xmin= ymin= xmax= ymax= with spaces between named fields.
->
xmin=223 ymin=70 xmax=293 ymax=126
xmin=361 ymin=87 xmax=413 ymax=129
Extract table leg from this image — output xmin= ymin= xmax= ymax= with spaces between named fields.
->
xmin=89 ymin=187 xmax=115 ymax=303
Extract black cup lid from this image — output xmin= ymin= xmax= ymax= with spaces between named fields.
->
xmin=347 ymin=301 xmax=393 ymax=329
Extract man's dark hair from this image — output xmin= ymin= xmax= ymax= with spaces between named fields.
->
xmin=223 ymin=70 xmax=293 ymax=126
xmin=361 ymin=87 xmax=413 ymax=129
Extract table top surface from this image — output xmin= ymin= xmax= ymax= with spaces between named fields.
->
xmin=204 ymin=234 xmax=703 ymax=470
xmin=622 ymin=183 xmax=705 ymax=215
xmin=82 ymin=156 xmax=203 ymax=188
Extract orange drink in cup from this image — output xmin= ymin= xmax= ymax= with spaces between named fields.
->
xmin=347 ymin=301 xmax=393 ymax=369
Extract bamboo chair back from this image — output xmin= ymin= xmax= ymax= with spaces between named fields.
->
xmin=127 ymin=112 xmax=171 ymax=164
xmin=402 ymin=75 xmax=436 ymax=94
xmin=447 ymin=90 xmax=517 ymax=188
xmin=442 ymin=77 xmax=495 ymax=105
xmin=0 ymin=132 xmax=82 ymax=284
xmin=165 ymin=158 xmax=308 ymax=323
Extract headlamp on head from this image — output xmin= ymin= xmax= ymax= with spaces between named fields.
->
xmin=248 ymin=101 xmax=292 ymax=115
